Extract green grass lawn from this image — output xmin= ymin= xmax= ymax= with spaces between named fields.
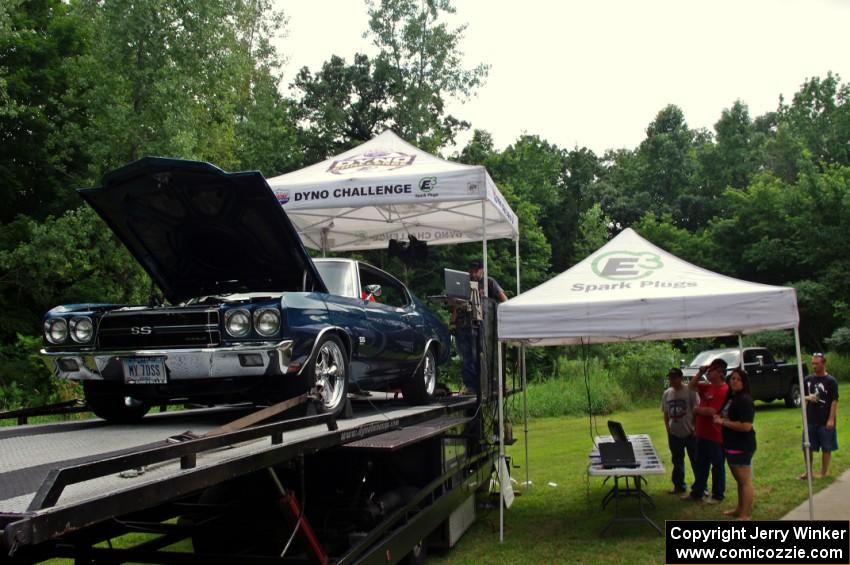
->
xmin=432 ymin=383 xmax=850 ymax=564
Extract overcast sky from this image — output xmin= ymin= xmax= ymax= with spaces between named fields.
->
xmin=275 ymin=0 xmax=850 ymax=155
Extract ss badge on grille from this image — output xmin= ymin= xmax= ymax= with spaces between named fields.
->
xmin=130 ymin=326 xmax=152 ymax=335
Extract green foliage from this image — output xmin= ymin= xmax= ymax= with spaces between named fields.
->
xmin=0 ymin=333 xmax=78 ymax=410
xmin=794 ymin=279 xmax=837 ymax=351
xmin=292 ymin=53 xmax=393 ymax=163
xmin=743 ymin=331 xmax=797 ymax=357
xmin=825 ymin=327 xmax=850 ymax=355
xmin=487 ymin=135 xmax=578 ymax=272
xmin=0 ymin=0 xmax=93 ymax=223
xmin=509 ymin=341 xmax=681 ymax=418
xmin=0 ymin=206 xmax=149 ymax=339
xmin=780 ymin=72 xmax=850 ymax=169
xmin=293 ymin=0 xmax=489 ymax=158
xmin=511 ymin=368 xmax=629 ymax=419
xmin=364 ymin=0 xmax=488 ymax=150
xmin=571 ymin=203 xmax=609 ymax=264
xmin=819 ymin=352 xmax=850 ymax=381
xmin=73 ymin=0 xmax=290 ymax=175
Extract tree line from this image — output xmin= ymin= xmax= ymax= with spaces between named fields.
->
xmin=2 ymin=0 xmax=849 ymax=407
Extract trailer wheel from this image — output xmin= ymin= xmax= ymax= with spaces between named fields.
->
xmin=784 ymin=382 xmax=801 ymax=408
xmin=309 ymin=334 xmax=349 ymax=415
xmin=401 ymin=347 xmax=437 ymax=405
xmin=83 ymin=381 xmax=150 ymax=423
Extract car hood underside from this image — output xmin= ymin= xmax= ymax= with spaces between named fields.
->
xmin=79 ymin=157 xmax=326 ymax=303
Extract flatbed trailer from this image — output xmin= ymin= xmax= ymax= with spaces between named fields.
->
xmin=0 ymin=395 xmax=499 ymax=564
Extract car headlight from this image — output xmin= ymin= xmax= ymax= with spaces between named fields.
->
xmin=70 ymin=316 xmax=94 ymax=343
xmin=44 ymin=318 xmax=68 ymax=344
xmin=224 ymin=309 xmax=251 ymax=337
xmin=254 ymin=308 xmax=281 ymax=337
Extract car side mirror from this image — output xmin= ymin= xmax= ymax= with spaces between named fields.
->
xmin=756 ymin=355 xmax=764 ymax=367
xmin=365 ymin=284 xmax=382 ymax=299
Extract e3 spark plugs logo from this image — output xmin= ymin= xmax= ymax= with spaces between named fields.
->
xmin=591 ymin=251 xmax=663 ymax=281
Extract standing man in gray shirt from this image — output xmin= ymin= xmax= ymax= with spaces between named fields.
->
xmin=662 ymin=367 xmax=700 ymax=494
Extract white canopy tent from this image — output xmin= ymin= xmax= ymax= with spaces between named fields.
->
xmin=497 ymin=228 xmax=814 ymax=534
xmin=267 ymin=130 xmax=518 ymax=253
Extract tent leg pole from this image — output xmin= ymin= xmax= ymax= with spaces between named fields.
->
xmin=738 ymin=334 xmax=744 ymax=366
xmin=794 ymin=327 xmax=814 ymax=519
xmin=515 ymin=237 xmax=520 ymax=296
xmin=515 ymin=236 xmax=529 ymax=489
xmin=482 ymin=201 xmax=488 ymax=298
xmin=497 ymin=340 xmax=504 ymax=542
xmin=522 ymin=344 xmax=529 ymax=489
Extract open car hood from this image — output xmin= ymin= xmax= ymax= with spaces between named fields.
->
xmin=79 ymin=157 xmax=327 ymax=303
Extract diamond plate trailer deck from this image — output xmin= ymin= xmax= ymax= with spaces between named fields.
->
xmin=0 ymin=396 xmax=495 ymax=563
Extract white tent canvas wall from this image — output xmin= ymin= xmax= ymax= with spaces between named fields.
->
xmin=266 ymin=130 xmax=518 ymax=252
xmin=497 ymin=227 xmax=815 ymax=523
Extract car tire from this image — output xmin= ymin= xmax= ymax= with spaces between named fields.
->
xmin=784 ymin=382 xmax=801 ymax=408
xmin=83 ymin=381 xmax=151 ymax=423
xmin=401 ymin=347 xmax=437 ymax=405
xmin=308 ymin=334 xmax=349 ymax=415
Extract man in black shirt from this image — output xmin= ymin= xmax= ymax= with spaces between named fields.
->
xmin=799 ymin=353 xmax=839 ymax=479
xmin=451 ymin=260 xmax=507 ymax=394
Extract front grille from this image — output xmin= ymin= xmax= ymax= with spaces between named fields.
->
xmin=97 ymin=309 xmax=220 ymax=349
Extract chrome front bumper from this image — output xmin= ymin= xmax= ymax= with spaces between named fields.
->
xmin=40 ymin=340 xmax=294 ymax=381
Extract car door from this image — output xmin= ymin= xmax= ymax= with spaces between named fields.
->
xmin=743 ymin=349 xmax=776 ymax=400
xmin=758 ymin=350 xmax=782 ymax=398
xmin=358 ymin=263 xmax=424 ymax=380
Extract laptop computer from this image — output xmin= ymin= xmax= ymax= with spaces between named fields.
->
xmin=608 ymin=420 xmax=628 ymax=443
xmin=444 ymin=268 xmax=471 ymax=300
xmin=598 ymin=420 xmax=638 ymax=468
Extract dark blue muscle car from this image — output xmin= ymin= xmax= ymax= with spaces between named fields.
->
xmin=40 ymin=158 xmax=451 ymax=422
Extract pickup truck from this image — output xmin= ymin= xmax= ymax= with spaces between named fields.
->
xmin=682 ymin=347 xmax=806 ymax=408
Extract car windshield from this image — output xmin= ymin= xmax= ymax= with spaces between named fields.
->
xmin=688 ymin=350 xmax=740 ymax=368
xmin=314 ymin=261 xmax=358 ymax=298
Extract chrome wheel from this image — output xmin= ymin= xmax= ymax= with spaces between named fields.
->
xmin=785 ymin=382 xmax=801 ymax=408
xmin=423 ymin=350 xmax=436 ymax=396
xmin=314 ymin=338 xmax=347 ymax=413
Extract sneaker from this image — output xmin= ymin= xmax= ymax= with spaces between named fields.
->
xmin=705 ymin=498 xmax=723 ymax=505
xmin=680 ymin=492 xmax=698 ymax=501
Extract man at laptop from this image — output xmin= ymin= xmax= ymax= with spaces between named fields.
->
xmin=683 ymin=358 xmax=729 ymax=503
xmin=451 ymin=260 xmax=507 ymax=395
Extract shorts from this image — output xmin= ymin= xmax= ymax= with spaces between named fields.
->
xmin=725 ymin=450 xmax=754 ymax=468
xmin=805 ymin=425 xmax=838 ymax=452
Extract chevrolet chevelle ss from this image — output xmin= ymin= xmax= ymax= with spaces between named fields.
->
xmin=40 ymin=158 xmax=451 ymax=422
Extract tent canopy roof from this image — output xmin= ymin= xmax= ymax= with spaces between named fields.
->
xmin=497 ymin=228 xmax=799 ymax=345
xmin=267 ymin=130 xmax=518 ymax=251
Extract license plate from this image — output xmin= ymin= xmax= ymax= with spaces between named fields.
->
xmin=122 ymin=357 xmax=167 ymax=385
